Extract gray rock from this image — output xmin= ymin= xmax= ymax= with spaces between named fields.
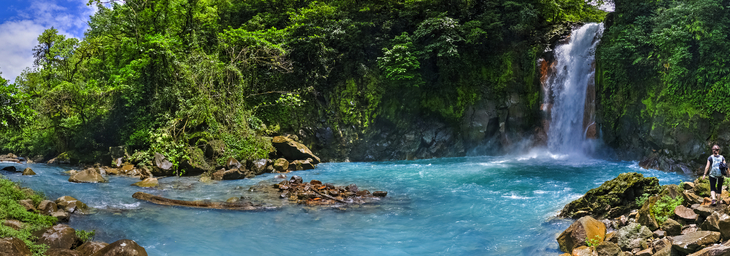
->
xmin=700 ymin=212 xmax=730 ymax=233
xmin=663 ymin=218 xmax=683 ymax=236
xmin=76 ymin=241 xmax=108 ymax=256
xmin=52 ymin=210 xmax=70 ymax=222
xmin=36 ymin=224 xmax=79 ymax=249
xmin=672 ymin=231 xmax=721 ymax=254
xmin=695 ymin=206 xmax=715 ymax=218
xmin=687 ymin=244 xmax=730 ymax=256
xmin=595 ymin=241 xmax=622 ymax=256
xmin=617 ymin=223 xmax=653 ymax=250
xmin=18 ymin=199 xmax=35 ymax=211
xmin=250 ymin=159 xmax=269 ymax=175
xmin=653 ymin=230 xmax=666 ymax=238
xmin=677 ymin=205 xmax=699 ymax=221
xmin=2 ymin=220 xmax=23 ymax=230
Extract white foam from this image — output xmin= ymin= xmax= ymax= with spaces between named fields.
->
xmin=502 ymin=193 xmax=532 ymax=200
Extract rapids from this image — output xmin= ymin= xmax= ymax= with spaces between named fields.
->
xmin=0 ymin=152 xmax=688 ymax=255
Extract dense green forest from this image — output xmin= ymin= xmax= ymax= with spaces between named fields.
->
xmin=0 ymin=0 xmax=605 ymax=170
xmin=598 ymin=0 xmax=730 ymax=135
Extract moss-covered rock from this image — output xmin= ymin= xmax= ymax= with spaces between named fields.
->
xmin=179 ymin=147 xmax=212 ymax=176
xmin=559 ymin=172 xmax=661 ymax=219
xmin=636 ymin=196 xmax=659 ymax=231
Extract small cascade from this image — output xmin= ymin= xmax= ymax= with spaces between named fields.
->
xmin=543 ymin=23 xmax=604 ymax=154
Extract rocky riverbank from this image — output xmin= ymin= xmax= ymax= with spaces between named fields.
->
xmin=0 ymin=175 xmax=147 ymax=256
xmin=557 ymin=172 xmax=730 ymax=256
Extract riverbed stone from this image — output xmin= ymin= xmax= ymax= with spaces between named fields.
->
xmin=18 ymin=199 xmax=36 ymax=211
xmin=273 ymin=158 xmax=289 ymax=172
xmin=2 ymin=166 xmax=18 ymax=172
xmin=571 ymin=246 xmax=593 ymax=256
xmin=226 ymin=158 xmax=242 ymax=169
xmin=617 ymin=223 xmax=652 ymax=250
xmin=89 ymin=239 xmax=147 ymax=256
xmin=560 ymin=173 xmax=661 ymax=219
xmin=46 ymin=248 xmax=81 ymax=256
xmin=595 ymin=241 xmax=621 ymax=256
xmin=676 ymin=205 xmax=699 ymax=222
xmin=212 ymin=168 xmax=247 ymax=180
xmin=289 ymin=159 xmax=315 ymax=171
xmin=672 ymin=231 xmax=721 ymax=254
xmin=0 ymin=237 xmax=31 ymax=256
xmin=38 ymin=200 xmax=58 ymax=215
xmin=662 ymin=218 xmax=682 ymax=236
xmin=685 ymin=190 xmax=703 ymax=205
xmin=700 ymin=212 xmax=730 ymax=233
xmin=132 ymin=178 xmax=158 ymax=188
xmin=52 ymin=210 xmax=70 ymax=222
xmin=557 ymin=216 xmax=606 ymax=253
xmin=3 ymin=220 xmax=23 ymax=230
xmin=688 ymin=244 xmax=730 ymax=256
xmin=695 ymin=205 xmax=715 ymax=217
xmin=76 ymin=241 xmax=109 ymax=256
xmin=21 ymin=168 xmax=35 ymax=175
xmin=272 ymin=136 xmax=320 ymax=164
xmin=56 ymin=196 xmax=88 ymax=214
xmin=250 ymin=159 xmax=269 ymax=175
xmin=69 ymin=168 xmax=107 ymax=183
xmin=37 ymin=224 xmax=79 ymax=249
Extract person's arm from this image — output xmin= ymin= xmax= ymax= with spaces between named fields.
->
xmin=704 ymin=159 xmax=711 ymax=179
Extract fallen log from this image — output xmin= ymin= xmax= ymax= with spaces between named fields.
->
xmin=132 ymin=192 xmax=265 ymax=211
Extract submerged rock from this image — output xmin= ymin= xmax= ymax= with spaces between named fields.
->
xmin=132 ymin=192 xmax=262 ymax=211
xmin=1 ymin=166 xmax=18 ymax=172
xmin=559 ymin=172 xmax=661 ymax=219
xmin=132 ymin=178 xmax=159 ymax=188
xmin=21 ymin=168 xmax=35 ymax=175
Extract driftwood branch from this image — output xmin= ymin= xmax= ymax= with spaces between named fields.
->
xmin=132 ymin=192 xmax=266 ymax=211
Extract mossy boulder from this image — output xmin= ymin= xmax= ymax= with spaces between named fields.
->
xmin=636 ymin=196 xmax=659 ymax=231
xmin=179 ymin=147 xmax=213 ymax=176
xmin=694 ymin=178 xmax=711 ymax=197
xmin=560 ymin=172 xmax=661 ymax=219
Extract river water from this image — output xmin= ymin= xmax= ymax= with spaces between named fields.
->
xmin=0 ymin=151 xmax=688 ymax=255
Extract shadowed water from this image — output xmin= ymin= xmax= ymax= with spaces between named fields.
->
xmin=0 ymin=151 xmax=688 ymax=255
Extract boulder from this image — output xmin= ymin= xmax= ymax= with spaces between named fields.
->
xmin=557 ymin=216 xmax=606 ymax=253
xmin=178 ymin=147 xmax=212 ymax=176
xmin=36 ymin=224 xmax=79 ymax=249
xmin=273 ymin=158 xmax=289 ymax=172
xmin=636 ymin=196 xmax=659 ymax=230
xmin=653 ymin=238 xmax=672 ymax=252
xmin=226 ymin=158 xmax=242 ymax=169
xmin=271 ymin=136 xmax=321 ymax=164
xmin=676 ymin=205 xmax=699 ymax=221
xmin=46 ymin=249 xmax=81 ymax=256
xmin=373 ymin=191 xmax=388 ymax=197
xmin=634 ymin=248 xmax=652 ymax=256
xmin=289 ymin=159 xmax=315 ymax=171
xmin=69 ymin=168 xmax=106 ymax=183
xmin=662 ymin=218 xmax=682 ymax=236
xmin=52 ymin=210 xmax=70 ymax=222
xmin=571 ymin=246 xmax=593 ymax=256
xmin=151 ymin=153 xmax=174 ymax=176
xmin=653 ymin=230 xmax=666 ymax=238
xmin=89 ymin=239 xmax=147 ymax=256
xmin=700 ymin=212 xmax=730 ymax=232
xmin=119 ymin=165 xmax=135 ymax=175
xmin=38 ymin=200 xmax=58 ymax=215
xmin=76 ymin=241 xmax=109 ymax=256
xmin=211 ymin=169 xmax=246 ymax=180
xmin=250 ymin=159 xmax=269 ymax=175
xmin=1 ymin=166 xmax=18 ymax=172
xmin=138 ymin=167 xmax=153 ymax=180
xmin=695 ymin=205 xmax=715 ymax=217
xmin=683 ymin=182 xmax=696 ymax=190
xmin=56 ymin=196 xmax=88 ymax=214
xmin=683 ymin=224 xmax=700 ymax=235
xmin=132 ymin=178 xmax=159 ymax=188
xmin=3 ymin=220 xmax=23 ymax=230
xmin=672 ymin=231 xmax=721 ymax=254
xmin=617 ymin=223 xmax=652 ymax=250
xmin=684 ymin=190 xmax=703 ymax=205
xmin=595 ymin=241 xmax=622 ymax=256
xmin=0 ymin=237 xmax=31 ymax=256
xmin=21 ymin=168 xmax=35 ymax=175
xmin=18 ymin=199 xmax=36 ymax=211
xmin=560 ymin=173 xmax=661 ymax=219
xmin=688 ymin=244 xmax=730 ymax=256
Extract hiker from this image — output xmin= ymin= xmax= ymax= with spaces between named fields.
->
xmin=703 ymin=144 xmax=727 ymax=205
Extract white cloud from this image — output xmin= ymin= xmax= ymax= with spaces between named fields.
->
xmin=0 ymin=0 xmax=95 ymax=83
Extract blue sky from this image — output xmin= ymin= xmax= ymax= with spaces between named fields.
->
xmin=0 ymin=0 xmax=95 ymax=83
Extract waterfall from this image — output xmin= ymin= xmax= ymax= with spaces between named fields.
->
xmin=545 ymin=23 xmax=604 ymax=154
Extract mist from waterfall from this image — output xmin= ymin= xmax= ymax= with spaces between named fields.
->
xmin=546 ymin=23 xmax=604 ymax=155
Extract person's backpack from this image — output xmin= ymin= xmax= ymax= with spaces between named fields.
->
xmin=721 ymin=162 xmax=728 ymax=176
